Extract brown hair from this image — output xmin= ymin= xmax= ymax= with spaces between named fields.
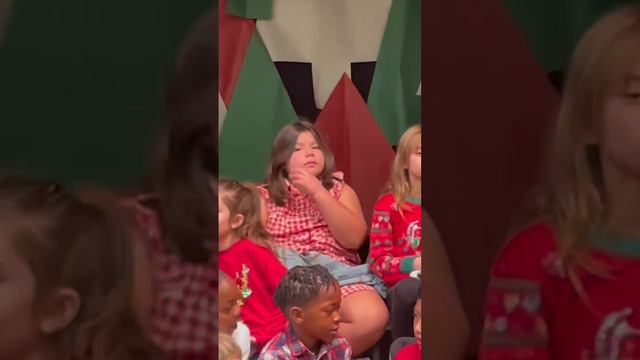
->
xmin=540 ymin=4 xmax=640 ymax=280
xmin=220 ymin=178 xmax=271 ymax=249
xmin=151 ymin=7 xmax=216 ymax=264
xmin=389 ymin=124 xmax=421 ymax=209
xmin=266 ymin=121 xmax=336 ymax=206
xmin=0 ymin=175 xmax=161 ymax=360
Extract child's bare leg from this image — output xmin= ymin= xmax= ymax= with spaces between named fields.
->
xmin=338 ymin=290 xmax=389 ymax=356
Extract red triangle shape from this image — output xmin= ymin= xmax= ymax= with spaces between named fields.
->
xmin=219 ymin=0 xmax=255 ymax=105
xmin=423 ymin=0 xmax=561 ymax=352
xmin=315 ymin=74 xmax=395 ymax=227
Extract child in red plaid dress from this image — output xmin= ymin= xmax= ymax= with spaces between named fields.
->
xmin=124 ymin=7 xmax=218 ymax=358
xmin=258 ymin=121 xmax=389 ymax=355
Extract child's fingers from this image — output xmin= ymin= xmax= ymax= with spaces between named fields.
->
xmin=289 ymin=169 xmax=301 ymax=177
xmin=289 ymin=171 xmax=303 ymax=181
xmin=289 ymin=169 xmax=309 ymax=181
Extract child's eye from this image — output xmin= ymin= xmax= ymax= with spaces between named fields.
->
xmin=626 ymin=92 xmax=640 ymax=100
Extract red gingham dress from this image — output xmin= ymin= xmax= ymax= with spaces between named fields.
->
xmin=257 ymin=172 xmax=374 ymax=298
xmin=126 ymin=197 xmax=216 ymax=360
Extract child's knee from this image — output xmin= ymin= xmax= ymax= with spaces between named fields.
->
xmin=390 ymin=278 xmax=420 ymax=301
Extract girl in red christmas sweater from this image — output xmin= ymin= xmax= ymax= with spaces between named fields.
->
xmin=218 ymin=179 xmax=288 ymax=352
xmin=480 ymin=5 xmax=640 ymax=359
xmin=369 ymin=124 xmax=422 ymax=341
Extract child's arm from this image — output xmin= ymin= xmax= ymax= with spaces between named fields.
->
xmin=122 ymin=199 xmax=157 ymax=331
xmin=290 ymin=169 xmax=367 ymax=250
xmin=369 ymin=197 xmax=419 ymax=284
xmin=262 ymin=248 xmax=288 ymax=293
xmin=423 ymin=210 xmax=469 ymax=359
xmin=479 ymin=224 xmax=554 ymax=360
xmin=259 ymin=195 xmax=268 ymax=225
xmin=131 ymin=228 xmax=155 ymax=331
xmin=313 ymin=183 xmax=367 ymax=249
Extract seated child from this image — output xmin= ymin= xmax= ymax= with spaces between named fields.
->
xmin=219 ymin=333 xmax=243 ymax=360
xmin=0 ymin=176 xmax=160 ymax=360
xmin=369 ymin=124 xmax=422 ymax=341
xmin=258 ymin=121 xmax=388 ymax=355
xmin=219 ymin=271 xmax=252 ymax=360
xmin=218 ymin=179 xmax=289 ymax=351
xmin=392 ymin=289 xmax=422 ymax=360
xmin=259 ymin=265 xmax=352 ymax=360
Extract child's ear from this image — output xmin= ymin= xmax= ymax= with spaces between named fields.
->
xmin=230 ymin=214 xmax=245 ymax=230
xmin=289 ymin=306 xmax=305 ymax=325
xmin=37 ymin=287 xmax=81 ymax=334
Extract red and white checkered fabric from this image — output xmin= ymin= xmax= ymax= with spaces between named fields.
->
xmin=258 ymin=172 xmax=374 ymax=298
xmin=126 ymin=198 xmax=216 ymax=360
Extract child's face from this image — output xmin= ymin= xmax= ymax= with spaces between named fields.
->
xmin=219 ymin=279 xmax=242 ymax=334
xmin=218 ymin=190 xmax=244 ymax=242
xmin=601 ymin=59 xmax=640 ymax=177
xmin=299 ymin=283 xmax=341 ymax=344
xmin=218 ymin=193 xmax=231 ymax=240
xmin=409 ymin=141 xmax=421 ymax=182
xmin=0 ymin=235 xmax=40 ymax=359
xmin=414 ymin=298 xmax=422 ymax=348
xmin=287 ymin=131 xmax=326 ymax=177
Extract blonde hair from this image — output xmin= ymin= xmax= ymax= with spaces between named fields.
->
xmin=220 ymin=178 xmax=272 ymax=248
xmin=266 ymin=121 xmax=336 ymax=206
xmin=218 ymin=333 xmax=242 ymax=360
xmin=543 ymin=4 xmax=640 ymax=280
xmin=389 ymin=124 xmax=421 ymax=209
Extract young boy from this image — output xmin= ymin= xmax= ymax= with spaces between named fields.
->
xmin=219 ymin=271 xmax=252 ymax=360
xmin=259 ymin=265 xmax=352 ymax=360
xmin=393 ymin=289 xmax=422 ymax=359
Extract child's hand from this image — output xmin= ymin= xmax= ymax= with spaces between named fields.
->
xmin=413 ymin=256 xmax=421 ymax=271
xmin=289 ymin=169 xmax=324 ymax=196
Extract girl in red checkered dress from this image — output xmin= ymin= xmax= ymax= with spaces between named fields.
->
xmin=124 ymin=8 xmax=216 ymax=359
xmin=258 ymin=121 xmax=389 ymax=356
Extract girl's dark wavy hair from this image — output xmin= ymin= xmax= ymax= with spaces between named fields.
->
xmin=150 ymin=7 xmax=217 ymax=264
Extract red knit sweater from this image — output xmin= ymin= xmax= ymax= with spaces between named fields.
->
xmin=369 ymin=193 xmax=422 ymax=287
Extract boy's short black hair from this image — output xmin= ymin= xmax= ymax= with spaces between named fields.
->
xmin=273 ymin=265 xmax=339 ymax=314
